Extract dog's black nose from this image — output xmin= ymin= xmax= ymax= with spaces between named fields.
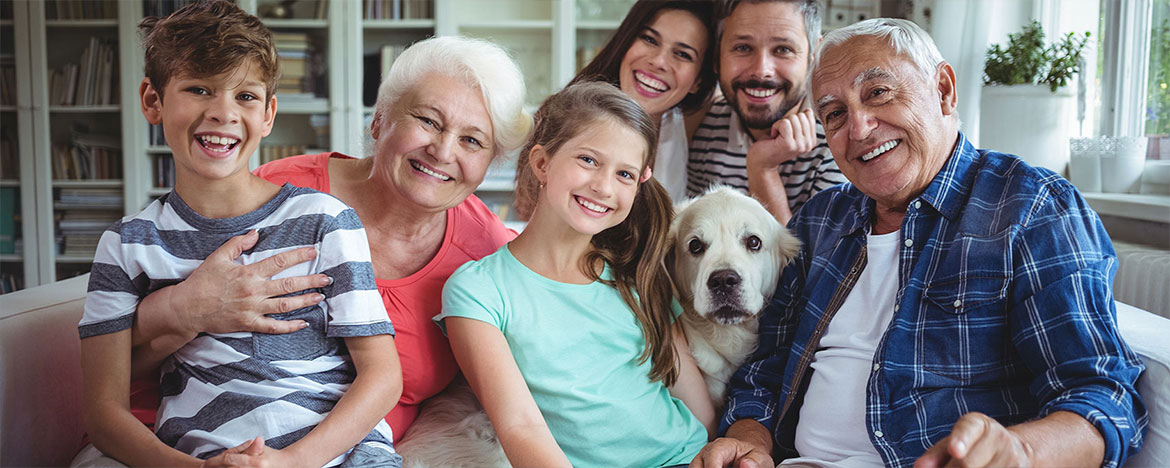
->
xmin=707 ymin=269 xmax=741 ymax=292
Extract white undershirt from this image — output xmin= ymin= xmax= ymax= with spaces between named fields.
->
xmin=791 ymin=230 xmax=900 ymax=468
xmin=654 ymin=106 xmax=689 ymax=202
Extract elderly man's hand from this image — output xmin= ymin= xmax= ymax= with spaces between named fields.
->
xmin=162 ymin=230 xmax=331 ymax=337
xmin=689 ymin=437 xmax=774 ymax=468
xmin=914 ymin=412 xmax=1034 ymax=468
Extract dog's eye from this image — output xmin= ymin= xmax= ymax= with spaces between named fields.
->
xmin=745 ymin=235 xmax=762 ymax=251
xmin=688 ymin=238 xmax=706 ymax=255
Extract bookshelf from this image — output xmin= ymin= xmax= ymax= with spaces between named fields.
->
xmin=1 ymin=0 xmax=634 ymax=293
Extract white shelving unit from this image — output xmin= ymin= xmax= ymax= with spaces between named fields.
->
xmin=1 ymin=0 xmax=634 ymax=292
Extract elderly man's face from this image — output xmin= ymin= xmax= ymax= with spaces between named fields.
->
xmin=718 ymin=1 xmax=811 ymax=132
xmin=811 ymin=37 xmax=957 ymax=211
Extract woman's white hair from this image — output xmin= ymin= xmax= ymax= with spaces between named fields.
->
xmin=374 ymin=36 xmax=532 ymax=157
xmin=813 ymin=18 xmax=945 ymax=81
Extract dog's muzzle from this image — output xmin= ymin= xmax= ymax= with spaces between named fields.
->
xmin=707 ymin=269 xmax=749 ymax=324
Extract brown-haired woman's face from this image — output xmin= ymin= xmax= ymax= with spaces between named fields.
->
xmin=370 ymin=72 xmax=495 ymax=213
xmin=618 ymin=9 xmax=708 ymax=121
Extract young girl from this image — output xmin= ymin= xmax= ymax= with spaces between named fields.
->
xmin=515 ymin=0 xmax=717 ymax=214
xmin=436 ymin=82 xmax=714 ymax=468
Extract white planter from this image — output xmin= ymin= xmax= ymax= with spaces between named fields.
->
xmin=980 ymin=84 xmax=1076 ymax=175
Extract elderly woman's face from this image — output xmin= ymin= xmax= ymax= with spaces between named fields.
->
xmin=371 ymin=72 xmax=495 ymax=213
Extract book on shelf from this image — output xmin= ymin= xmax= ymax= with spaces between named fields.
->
xmin=0 ymin=186 xmax=17 ymax=254
xmin=56 ymin=187 xmax=123 ymax=208
xmin=50 ymin=38 xmax=117 ymax=106
xmin=260 ymin=145 xmax=310 ymax=165
xmin=363 ymin=0 xmax=432 ymax=20
xmin=52 ymin=124 xmax=123 ymax=180
xmin=143 ymin=0 xmax=203 ymax=19
xmin=363 ymin=44 xmax=404 ymax=106
xmin=0 ymin=53 xmax=14 ymax=106
xmin=148 ymin=123 xmax=167 ymax=147
xmin=0 ymin=127 xmax=16 ymax=179
xmin=0 ymin=271 xmax=25 ymax=295
xmin=47 ymin=0 xmax=118 ymax=20
xmin=153 ymin=154 xmax=175 ymax=188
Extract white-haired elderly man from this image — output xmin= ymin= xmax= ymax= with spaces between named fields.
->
xmin=691 ymin=18 xmax=1146 ymax=468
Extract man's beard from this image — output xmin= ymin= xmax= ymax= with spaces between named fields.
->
xmin=726 ymin=77 xmax=806 ymax=131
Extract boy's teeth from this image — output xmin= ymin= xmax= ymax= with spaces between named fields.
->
xmin=199 ymin=135 xmax=239 ymax=146
xmin=577 ymin=197 xmax=609 ymax=213
xmin=861 ymin=139 xmax=900 ymax=161
xmin=745 ymin=88 xmax=777 ymax=98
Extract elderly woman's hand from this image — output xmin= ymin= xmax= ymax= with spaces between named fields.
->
xmin=131 ymin=230 xmax=332 ymax=377
xmin=169 ymin=229 xmax=331 ymax=335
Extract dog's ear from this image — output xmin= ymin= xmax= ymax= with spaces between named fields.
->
xmin=774 ymin=225 xmax=803 ymax=268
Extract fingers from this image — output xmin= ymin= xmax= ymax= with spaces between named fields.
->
xmin=914 ymin=412 xmax=1028 ymax=468
xmin=914 ymin=436 xmax=952 ymax=468
xmin=691 ymin=438 xmax=771 ymax=468
xmin=209 ymin=230 xmax=261 ymax=263
xmin=946 ymin=412 xmax=990 ymax=461
xmin=249 ymin=315 xmax=310 ymax=334
xmin=251 ymin=246 xmax=319 ymax=281
xmin=691 ymin=438 xmax=737 ymax=467
xmin=244 ymin=437 xmax=266 ymax=456
xmin=952 ymin=414 xmax=1026 ymax=467
xmin=266 ymin=274 xmax=332 ymax=304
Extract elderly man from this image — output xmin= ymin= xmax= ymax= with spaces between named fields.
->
xmin=692 ymin=18 xmax=1147 ymax=468
xmin=687 ymin=0 xmax=846 ymax=223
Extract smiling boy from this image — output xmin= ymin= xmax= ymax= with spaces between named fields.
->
xmin=75 ymin=2 xmax=403 ymax=467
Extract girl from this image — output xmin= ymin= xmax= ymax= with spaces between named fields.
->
xmin=436 ymin=82 xmax=715 ymax=468
xmin=516 ymin=0 xmax=717 ymax=213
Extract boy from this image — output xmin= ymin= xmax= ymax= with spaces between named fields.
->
xmin=76 ymin=2 xmax=403 ymax=467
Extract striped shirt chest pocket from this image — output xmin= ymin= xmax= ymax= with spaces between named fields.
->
xmin=252 ymin=304 xmax=330 ymax=361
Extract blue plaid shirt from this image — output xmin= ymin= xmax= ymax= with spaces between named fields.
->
xmin=720 ymin=133 xmax=1147 ymax=467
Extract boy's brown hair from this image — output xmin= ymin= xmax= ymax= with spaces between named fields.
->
xmin=139 ymin=0 xmax=279 ymax=103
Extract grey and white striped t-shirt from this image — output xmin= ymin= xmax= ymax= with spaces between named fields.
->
xmin=687 ymin=97 xmax=846 ymax=212
xmin=80 ymin=184 xmax=395 ymax=464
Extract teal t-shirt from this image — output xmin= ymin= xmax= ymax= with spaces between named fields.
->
xmin=436 ymin=245 xmax=708 ymax=468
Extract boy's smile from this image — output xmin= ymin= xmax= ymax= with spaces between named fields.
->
xmin=140 ymin=62 xmax=276 ymax=192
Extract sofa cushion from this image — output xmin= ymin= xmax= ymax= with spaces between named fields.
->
xmin=0 ymin=274 xmax=88 ymax=467
xmin=1117 ymin=301 xmax=1170 ymax=467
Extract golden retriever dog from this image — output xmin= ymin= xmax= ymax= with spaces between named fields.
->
xmin=395 ymin=185 xmax=799 ymax=467
xmin=670 ymin=185 xmax=801 ymax=412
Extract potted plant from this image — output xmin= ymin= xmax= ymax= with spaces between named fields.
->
xmin=980 ymin=21 xmax=1090 ymax=174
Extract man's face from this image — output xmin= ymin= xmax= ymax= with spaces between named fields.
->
xmin=718 ymin=1 xmax=811 ymax=132
xmin=811 ymin=37 xmax=957 ymax=211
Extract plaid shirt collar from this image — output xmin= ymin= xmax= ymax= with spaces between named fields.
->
xmin=839 ymin=131 xmax=973 ymax=236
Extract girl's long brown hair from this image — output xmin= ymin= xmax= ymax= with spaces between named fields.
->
xmin=520 ymin=82 xmax=680 ymax=385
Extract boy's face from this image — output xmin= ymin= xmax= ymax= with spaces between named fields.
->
xmin=140 ymin=62 xmax=276 ymax=189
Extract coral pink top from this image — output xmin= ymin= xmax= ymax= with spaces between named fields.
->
xmin=129 ymin=152 xmax=515 ymax=443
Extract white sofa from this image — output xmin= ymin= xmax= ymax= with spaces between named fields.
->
xmin=1 ymin=275 xmax=1167 ymax=467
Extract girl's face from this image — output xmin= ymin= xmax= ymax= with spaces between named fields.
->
xmin=618 ymin=9 xmax=708 ymax=121
xmin=531 ymin=118 xmax=649 ymax=236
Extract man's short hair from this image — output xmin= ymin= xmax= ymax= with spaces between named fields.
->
xmin=717 ymin=0 xmax=823 ymax=59
xmin=813 ymin=18 xmax=945 ymax=82
xmin=139 ymin=0 xmax=279 ymax=103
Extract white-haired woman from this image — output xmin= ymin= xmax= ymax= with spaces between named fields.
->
xmin=123 ymin=35 xmax=531 ymax=445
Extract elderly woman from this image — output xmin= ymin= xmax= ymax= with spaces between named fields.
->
xmin=124 ymin=35 xmax=530 ymax=445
